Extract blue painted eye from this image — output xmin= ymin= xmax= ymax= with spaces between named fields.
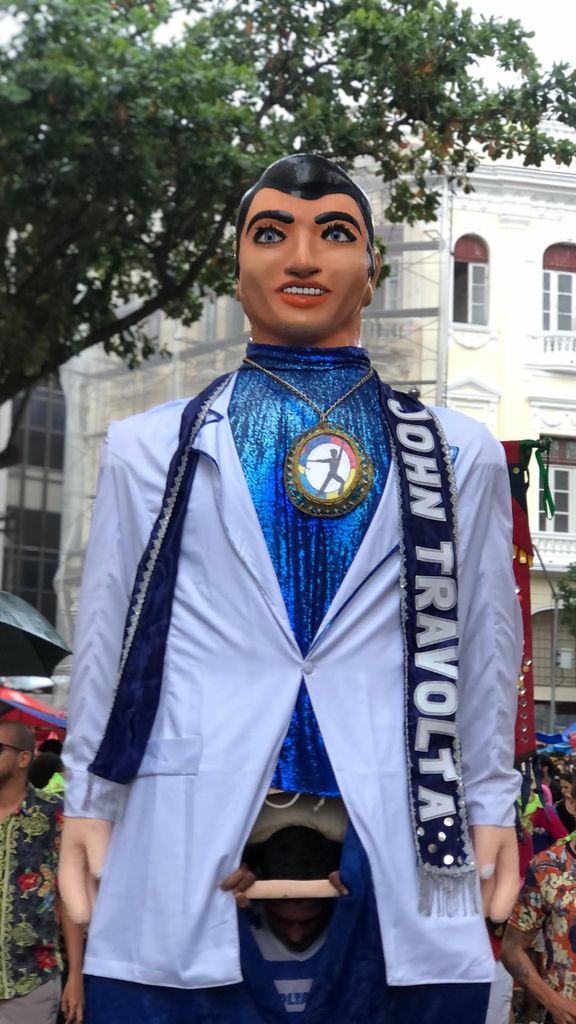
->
xmin=253 ymin=225 xmax=286 ymax=244
xmin=322 ymin=223 xmax=356 ymax=243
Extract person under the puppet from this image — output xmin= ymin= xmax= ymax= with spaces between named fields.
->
xmin=59 ymin=154 xmax=522 ymax=1023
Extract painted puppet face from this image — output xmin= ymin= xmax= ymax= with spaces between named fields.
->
xmin=236 ymin=188 xmax=381 ymax=348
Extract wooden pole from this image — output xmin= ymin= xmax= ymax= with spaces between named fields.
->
xmin=244 ymin=879 xmax=340 ymax=900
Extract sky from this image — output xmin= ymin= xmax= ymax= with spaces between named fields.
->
xmin=151 ymin=1 xmax=576 ymax=71
xmin=1 ymin=1 xmax=575 ymax=71
xmin=463 ymin=0 xmax=576 ymax=71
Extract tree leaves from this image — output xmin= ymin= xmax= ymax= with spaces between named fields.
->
xmin=1 ymin=0 xmax=575 ymax=406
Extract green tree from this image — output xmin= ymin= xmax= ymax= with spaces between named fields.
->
xmin=1 ymin=0 xmax=576 ymax=427
xmin=558 ymin=563 xmax=576 ymax=639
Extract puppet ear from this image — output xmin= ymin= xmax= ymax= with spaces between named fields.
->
xmin=362 ymin=282 xmax=374 ymax=309
xmin=363 ymin=248 xmax=382 ymax=307
xmin=371 ymin=246 xmax=382 ymax=285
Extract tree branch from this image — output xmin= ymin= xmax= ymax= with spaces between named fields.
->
xmin=13 ymin=199 xmax=98 ymax=297
xmin=0 ymin=196 xmax=239 ymax=409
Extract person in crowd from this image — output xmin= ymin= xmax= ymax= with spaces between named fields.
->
xmin=29 ymin=752 xmax=65 ymax=795
xmin=0 ymin=721 xmax=83 ymax=1023
xmin=520 ymin=773 xmax=567 ymax=857
xmin=39 ymin=739 xmax=64 ymax=758
xmin=242 ymin=825 xmax=344 ymax=1015
xmin=539 ymin=755 xmax=563 ymax=805
xmin=485 ymin=824 xmax=535 ymax=1024
xmin=502 ymin=773 xmax=576 ymax=1024
xmin=554 ymin=772 xmax=576 ymax=835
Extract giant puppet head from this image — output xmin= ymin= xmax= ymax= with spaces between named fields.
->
xmin=235 ymin=154 xmax=381 ymax=348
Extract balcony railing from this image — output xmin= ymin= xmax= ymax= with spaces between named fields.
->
xmin=532 ymin=531 xmax=576 ymax=571
xmin=533 ymin=333 xmax=576 ymax=372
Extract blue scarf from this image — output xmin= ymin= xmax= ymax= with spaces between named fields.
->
xmin=382 ymin=388 xmax=475 ymax=913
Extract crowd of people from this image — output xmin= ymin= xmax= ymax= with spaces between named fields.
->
xmin=0 ymin=725 xmax=573 ymax=1024
xmin=0 ymin=725 xmax=82 ymax=1024
xmin=497 ymin=751 xmax=576 ymax=1024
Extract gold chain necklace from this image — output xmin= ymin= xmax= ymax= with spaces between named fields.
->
xmin=242 ymin=357 xmax=374 ymax=422
xmin=241 ymin=356 xmax=375 ymax=518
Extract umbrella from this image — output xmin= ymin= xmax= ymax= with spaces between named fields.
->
xmin=0 ymin=591 xmax=72 ymax=677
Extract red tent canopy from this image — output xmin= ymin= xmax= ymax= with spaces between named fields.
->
xmin=0 ymin=687 xmax=66 ymax=745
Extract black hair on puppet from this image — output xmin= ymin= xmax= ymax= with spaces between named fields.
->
xmin=235 ymin=153 xmax=376 ymax=277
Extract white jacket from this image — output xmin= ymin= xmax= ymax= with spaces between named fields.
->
xmin=64 ymin=375 xmax=522 ymax=988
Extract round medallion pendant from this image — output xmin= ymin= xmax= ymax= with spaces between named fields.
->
xmin=284 ymin=424 xmax=374 ymax=517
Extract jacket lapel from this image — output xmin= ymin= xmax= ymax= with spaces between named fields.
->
xmin=192 ymin=375 xmax=298 ymax=652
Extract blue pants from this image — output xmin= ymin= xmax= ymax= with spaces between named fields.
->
xmin=85 ymin=974 xmax=490 ymax=1024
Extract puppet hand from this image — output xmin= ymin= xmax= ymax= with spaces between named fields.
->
xmin=471 ymin=824 xmax=519 ymax=922
xmin=59 ymin=817 xmax=113 ymax=925
xmin=220 ymin=863 xmax=256 ymax=909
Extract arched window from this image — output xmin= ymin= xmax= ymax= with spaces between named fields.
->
xmin=452 ymin=234 xmax=488 ymax=326
xmin=543 ymin=244 xmax=576 ymax=332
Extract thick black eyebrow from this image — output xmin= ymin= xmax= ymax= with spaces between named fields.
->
xmin=245 ymin=210 xmax=295 ymax=234
xmin=314 ymin=211 xmax=362 ymax=233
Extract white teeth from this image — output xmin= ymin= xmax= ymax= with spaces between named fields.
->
xmin=282 ymin=286 xmax=326 ymax=296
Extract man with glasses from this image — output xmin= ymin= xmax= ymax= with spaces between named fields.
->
xmin=0 ymin=721 xmax=83 ymax=1024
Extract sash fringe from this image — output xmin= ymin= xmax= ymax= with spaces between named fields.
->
xmin=418 ymin=868 xmax=480 ymax=917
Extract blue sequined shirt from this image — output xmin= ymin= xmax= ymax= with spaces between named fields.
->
xmin=229 ymin=344 xmax=389 ymax=795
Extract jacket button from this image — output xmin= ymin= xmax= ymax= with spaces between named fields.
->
xmin=302 ymin=661 xmax=314 ymax=675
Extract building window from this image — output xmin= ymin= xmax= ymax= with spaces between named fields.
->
xmin=3 ymin=507 xmax=62 ymax=623
xmin=373 ymin=256 xmax=401 ymax=312
xmin=2 ymin=380 xmax=65 ymax=626
xmin=12 ymin=386 xmax=66 ymax=472
xmin=543 ymin=244 xmax=576 ymax=332
xmin=532 ymin=608 xmax=576 ymax=695
xmin=453 ymin=235 xmax=489 ymax=326
xmin=539 ymin=436 xmax=576 ymax=534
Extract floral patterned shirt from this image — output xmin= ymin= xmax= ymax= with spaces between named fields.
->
xmin=509 ymin=836 xmax=576 ymax=999
xmin=0 ymin=784 xmax=63 ymax=999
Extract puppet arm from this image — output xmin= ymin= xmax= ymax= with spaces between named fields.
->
xmin=61 ymin=425 xmax=156 ymax=921
xmin=455 ymin=429 xmax=523 ymax=921
xmin=60 ymin=817 xmax=113 ymax=925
